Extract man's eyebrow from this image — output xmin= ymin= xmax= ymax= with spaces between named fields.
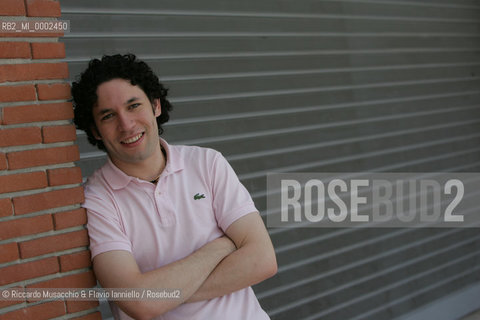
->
xmin=125 ymin=97 xmax=140 ymax=104
xmin=97 ymin=108 xmax=112 ymax=116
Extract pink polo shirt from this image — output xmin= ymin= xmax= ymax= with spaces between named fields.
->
xmin=83 ymin=139 xmax=270 ymax=320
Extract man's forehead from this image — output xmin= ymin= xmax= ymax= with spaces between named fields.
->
xmin=96 ymin=81 xmax=142 ymax=103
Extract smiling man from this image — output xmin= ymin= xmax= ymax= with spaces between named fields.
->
xmin=72 ymin=54 xmax=277 ymax=320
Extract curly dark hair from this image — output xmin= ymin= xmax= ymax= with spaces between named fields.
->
xmin=71 ymin=53 xmax=173 ymax=151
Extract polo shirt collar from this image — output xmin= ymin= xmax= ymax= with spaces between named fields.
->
xmin=101 ymin=138 xmax=184 ymax=190
xmin=160 ymin=137 xmax=184 ymax=175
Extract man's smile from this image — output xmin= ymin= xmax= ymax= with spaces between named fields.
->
xmin=121 ymin=132 xmax=145 ymax=145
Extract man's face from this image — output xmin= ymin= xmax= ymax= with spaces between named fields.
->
xmin=92 ymin=78 xmax=161 ymax=168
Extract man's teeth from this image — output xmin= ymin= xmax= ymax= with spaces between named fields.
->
xmin=123 ymin=133 xmax=143 ymax=144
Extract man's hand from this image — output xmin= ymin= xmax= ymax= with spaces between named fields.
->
xmin=187 ymin=212 xmax=277 ymax=302
xmin=210 ymin=235 xmax=237 ymax=256
xmin=92 ymin=235 xmax=236 ymax=320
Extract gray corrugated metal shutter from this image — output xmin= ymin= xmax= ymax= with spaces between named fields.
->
xmin=61 ymin=1 xmax=480 ymax=319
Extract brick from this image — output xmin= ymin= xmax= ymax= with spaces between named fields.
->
xmin=31 ymin=42 xmax=65 ymax=59
xmin=0 ymin=242 xmax=19 ymax=263
xmin=70 ymin=311 xmax=102 ymax=320
xmin=42 ymin=124 xmax=77 ymax=143
xmin=0 ymin=127 xmax=42 ymax=147
xmin=0 ymin=256 xmax=58 ymax=286
xmin=53 ymin=208 xmax=87 ymax=230
xmin=28 ymin=270 xmax=96 ymax=289
xmin=19 ymin=229 xmax=89 ymax=258
xmin=0 ymin=42 xmax=29 ymax=59
xmin=26 ymin=0 xmax=61 ymax=17
xmin=59 ymin=250 xmax=91 ymax=272
xmin=0 ymin=153 xmax=7 ymax=170
xmin=0 ymin=42 xmax=31 ymax=58
xmin=2 ymin=102 xmax=74 ymax=125
xmin=0 ymin=290 xmax=24 ymax=309
xmin=0 ymin=171 xmax=47 ymax=194
xmin=0 ymin=63 xmax=68 ymax=82
xmin=13 ymin=186 xmax=84 ymax=215
xmin=0 ymin=214 xmax=53 ymax=240
xmin=0 ymin=301 xmax=65 ymax=320
xmin=66 ymin=300 xmax=99 ymax=314
xmin=47 ymin=167 xmax=82 ymax=186
xmin=0 ymin=85 xmax=36 ymax=103
xmin=0 ymin=198 xmax=13 ymax=217
xmin=7 ymin=145 xmax=79 ymax=170
xmin=36 ymin=83 xmax=71 ymax=101
xmin=0 ymin=0 xmax=26 ymax=15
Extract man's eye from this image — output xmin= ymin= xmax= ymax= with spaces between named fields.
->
xmin=129 ymin=103 xmax=140 ymax=110
xmin=101 ymin=113 xmax=113 ymax=121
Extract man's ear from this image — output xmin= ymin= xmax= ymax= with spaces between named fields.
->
xmin=153 ymin=99 xmax=161 ymax=117
xmin=91 ymin=125 xmax=102 ymax=140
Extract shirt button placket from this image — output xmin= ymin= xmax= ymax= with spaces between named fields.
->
xmin=154 ymin=179 xmax=175 ymax=226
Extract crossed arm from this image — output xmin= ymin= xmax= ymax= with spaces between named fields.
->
xmin=92 ymin=212 xmax=277 ymax=320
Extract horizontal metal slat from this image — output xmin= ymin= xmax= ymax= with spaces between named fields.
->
xmin=60 ymin=0 xmax=480 ymax=19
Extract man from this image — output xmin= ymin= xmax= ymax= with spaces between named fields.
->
xmin=72 ymin=54 xmax=277 ymax=320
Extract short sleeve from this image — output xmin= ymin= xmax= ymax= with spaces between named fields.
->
xmin=210 ymin=152 xmax=258 ymax=231
xmin=83 ymin=185 xmax=132 ymax=259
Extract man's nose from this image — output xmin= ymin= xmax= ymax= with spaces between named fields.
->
xmin=117 ymin=113 xmax=134 ymax=131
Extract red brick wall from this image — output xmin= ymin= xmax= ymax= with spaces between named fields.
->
xmin=0 ymin=1 xmax=100 ymax=319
